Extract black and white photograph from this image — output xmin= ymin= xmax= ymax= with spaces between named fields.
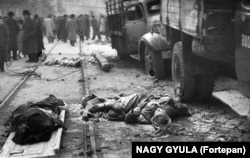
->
xmin=0 ymin=0 xmax=250 ymax=158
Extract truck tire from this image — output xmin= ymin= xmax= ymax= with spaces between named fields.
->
xmin=172 ymin=42 xmax=196 ymax=102
xmin=144 ymin=46 xmax=166 ymax=79
xmin=195 ymin=74 xmax=215 ymax=101
xmin=238 ymin=79 xmax=250 ymax=98
xmin=117 ymin=37 xmax=130 ymax=60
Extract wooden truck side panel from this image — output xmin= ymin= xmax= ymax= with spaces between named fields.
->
xmin=161 ymin=0 xmax=199 ymax=37
xmin=161 ymin=0 xmax=237 ymax=62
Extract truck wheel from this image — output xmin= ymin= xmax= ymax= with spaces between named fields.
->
xmin=144 ymin=46 xmax=166 ymax=79
xmin=117 ymin=37 xmax=130 ymax=60
xmin=172 ymin=42 xmax=196 ymax=102
xmin=238 ymin=79 xmax=250 ymax=98
xmin=195 ymin=74 xmax=215 ymax=101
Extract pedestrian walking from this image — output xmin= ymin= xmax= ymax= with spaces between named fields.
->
xmin=91 ymin=15 xmax=101 ymax=40
xmin=17 ymin=20 xmax=25 ymax=58
xmin=5 ymin=11 xmax=19 ymax=60
xmin=44 ymin=15 xmax=55 ymax=43
xmin=66 ymin=14 xmax=78 ymax=46
xmin=22 ymin=10 xmax=38 ymax=62
xmin=34 ymin=14 xmax=45 ymax=58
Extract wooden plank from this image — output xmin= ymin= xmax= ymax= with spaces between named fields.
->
xmin=0 ymin=108 xmax=66 ymax=158
xmin=213 ymin=90 xmax=250 ymax=116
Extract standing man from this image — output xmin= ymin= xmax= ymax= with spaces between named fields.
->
xmin=44 ymin=15 xmax=55 ymax=43
xmin=105 ymin=16 xmax=110 ymax=40
xmin=77 ymin=14 xmax=86 ymax=42
xmin=56 ymin=16 xmax=62 ymax=41
xmin=0 ymin=16 xmax=9 ymax=72
xmin=66 ymin=14 xmax=78 ymax=46
xmin=22 ymin=10 xmax=38 ymax=62
xmin=34 ymin=14 xmax=45 ymax=58
xmin=99 ymin=14 xmax=106 ymax=40
xmin=5 ymin=11 xmax=19 ymax=60
xmin=91 ymin=15 xmax=101 ymax=40
xmin=58 ymin=14 xmax=68 ymax=42
xmin=84 ymin=14 xmax=90 ymax=40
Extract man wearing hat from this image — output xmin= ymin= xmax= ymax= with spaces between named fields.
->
xmin=0 ymin=16 xmax=9 ymax=72
xmin=5 ymin=11 xmax=19 ymax=60
xmin=22 ymin=10 xmax=38 ymax=62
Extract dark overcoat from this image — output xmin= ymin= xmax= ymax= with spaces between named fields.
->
xmin=58 ymin=17 xmax=68 ymax=40
xmin=66 ymin=18 xmax=78 ymax=41
xmin=22 ymin=17 xmax=38 ymax=55
xmin=35 ymin=18 xmax=45 ymax=51
xmin=4 ymin=17 xmax=18 ymax=50
xmin=0 ymin=23 xmax=9 ymax=62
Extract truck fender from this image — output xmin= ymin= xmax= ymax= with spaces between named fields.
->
xmin=138 ymin=32 xmax=170 ymax=61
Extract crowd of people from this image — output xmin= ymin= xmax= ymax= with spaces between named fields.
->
xmin=0 ymin=9 xmax=110 ymax=72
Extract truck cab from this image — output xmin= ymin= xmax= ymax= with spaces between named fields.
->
xmin=106 ymin=0 xmax=160 ymax=59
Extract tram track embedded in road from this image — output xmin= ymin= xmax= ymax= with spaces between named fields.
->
xmin=0 ymin=41 xmax=59 ymax=108
xmin=79 ymin=40 xmax=97 ymax=158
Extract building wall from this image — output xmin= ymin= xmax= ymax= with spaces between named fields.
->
xmin=0 ymin=0 xmax=107 ymax=18
xmin=60 ymin=0 xmax=106 ymax=16
xmin=0 ymin=0 xmax=56 ymax=18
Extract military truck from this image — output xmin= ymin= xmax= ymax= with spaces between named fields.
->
xmin=151 ymin=0 xmax=250 ymax=119
xmin=106 ymin=0 xmax=172 ymax=79
xmin=106 ymin=0 xmax=160 ymax=58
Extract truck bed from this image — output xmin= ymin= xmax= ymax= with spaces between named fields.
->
xmin=161 ymin=0 xmax=237 ymax=61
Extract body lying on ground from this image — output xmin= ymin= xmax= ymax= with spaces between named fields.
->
xmin=4 ymin=95 xmax=66 ymax=145
xmin=82 ymin=93 xmax=191 ymax=136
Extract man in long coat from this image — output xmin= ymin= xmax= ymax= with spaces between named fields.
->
xmin=84 ymin=14 xmax=90 ymax=40
xmin=77 ymin=14 xmax=86 ymax=42
xmin=34 ymin=14 xmax=45 ymax=57
xmin=5 ymin=12 xmax=18 ymax=60
xmin=66 ymin=14 xmax=78 ymax=46
xmin=0 ymin=16 xmax=9 ymax=72
xmin=44 ymin=15 xmax=55 ymax=43
xmin=22 ymin=10 xmax=38 ymax=62
xmin=91 ymin=15 xmax=101 ymax=40
xmin=58 ymin=15 xmax=68 ymax=42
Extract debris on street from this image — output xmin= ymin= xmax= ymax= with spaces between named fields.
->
xmin=45 ymin=57 xmax=82 ymax=68
xmin=93 ymin=51 xmax=113 ymax=72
